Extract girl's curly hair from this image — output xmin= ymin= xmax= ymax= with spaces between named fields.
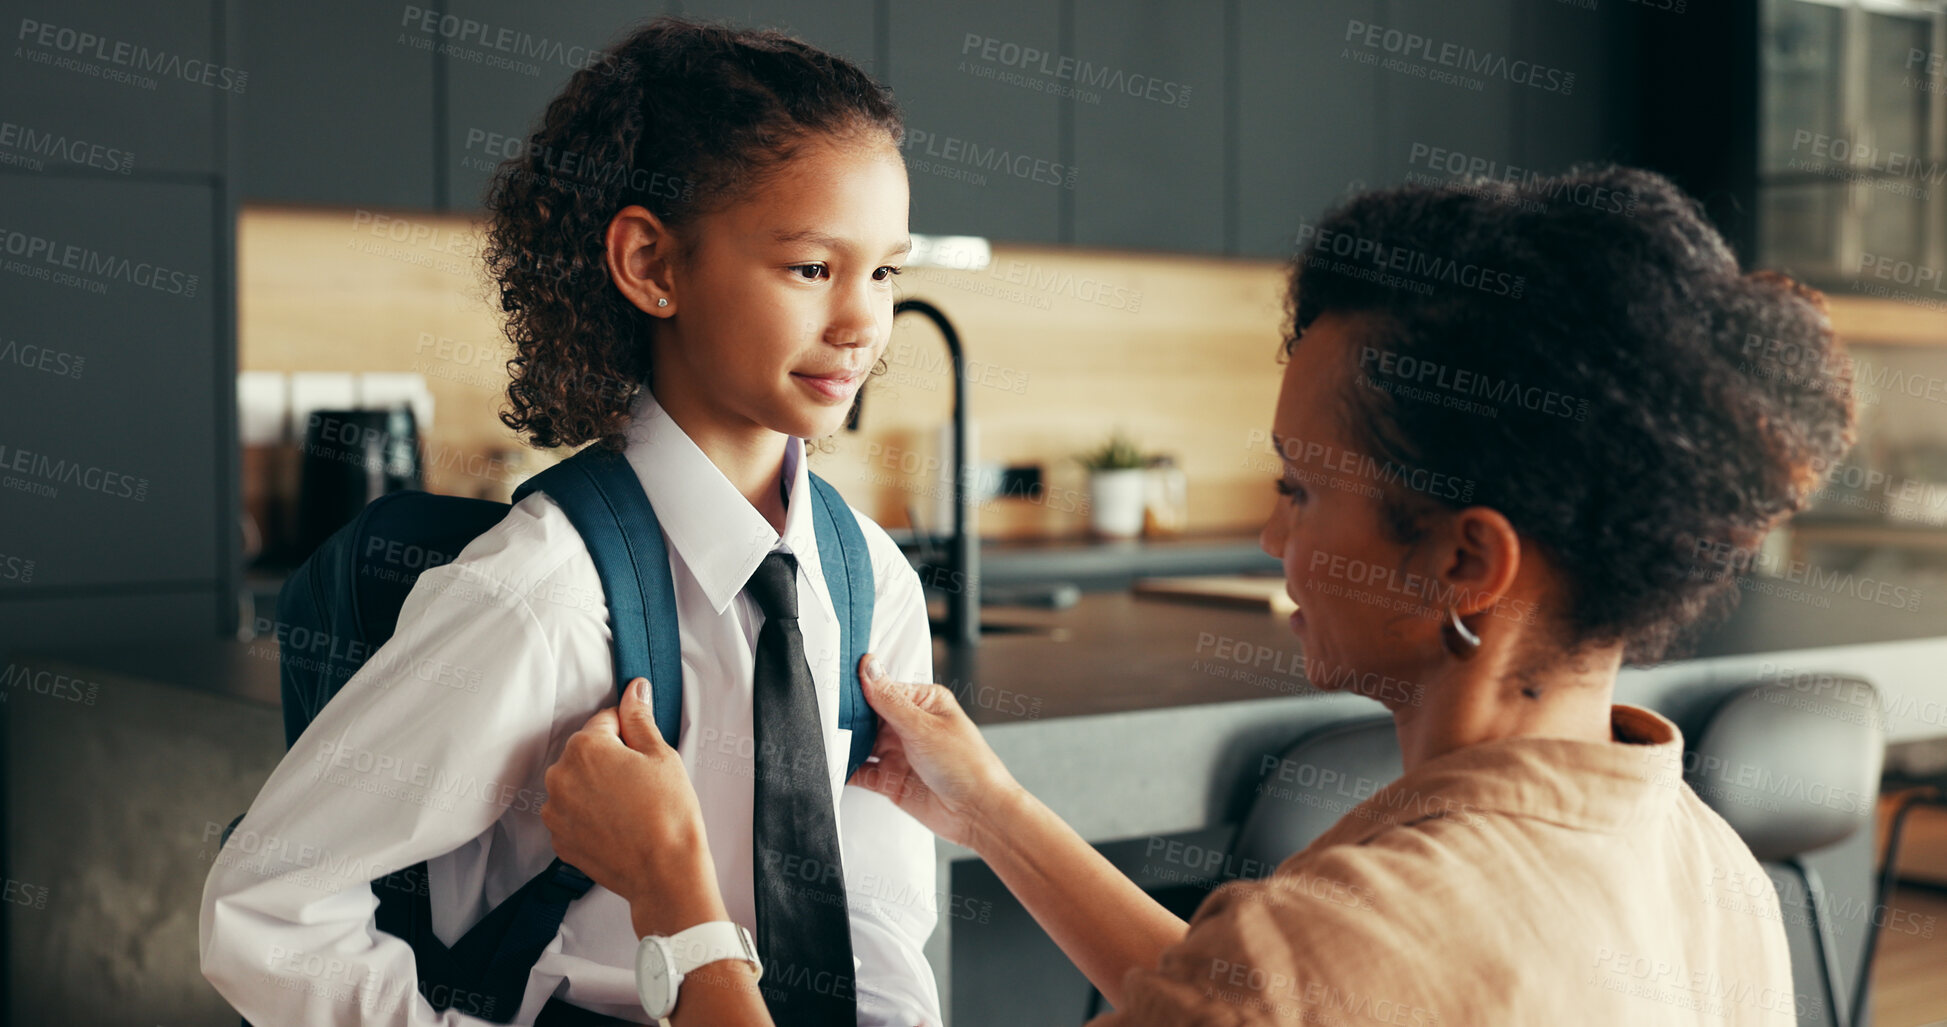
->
xmin=1287 ymin=165 xmax=1858 ymax=664
xmin=483 ymin=18 xmax=902 ymax=452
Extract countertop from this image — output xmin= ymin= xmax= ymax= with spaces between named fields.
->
xmin=16 ymin=559 xmax=1945 ymax=723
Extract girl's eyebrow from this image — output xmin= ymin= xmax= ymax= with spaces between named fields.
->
xmin=770 ymin=227 xmax=842 ymax=247
xmin=770 ymin=227 xmax=913 ymax=260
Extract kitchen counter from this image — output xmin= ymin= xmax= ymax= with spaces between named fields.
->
xmin=959 ymin=531 xmax=1280 ymax=590
xmin=944 ymin=568 xmax=1947 ymax=722
xmin=12 ymin=577 xmax=1941 ymax=1025
xmin=22 ymin=553 xmax=1947 ymax=722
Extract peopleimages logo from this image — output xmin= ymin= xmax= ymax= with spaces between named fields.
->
xmin=1343 ymin=19 xmax=1575 ymax=95
xmin=959 ymin=33 xmax=1193 ymax=107
xmin=901 ymin=128 xmax=1078 ymax=189
xmin=15 ymin=17 xmax=248 ymax=92
xmin=1404 ymin=143 xmax=1636 ymax=216
xmin=0 ymin=120 xmax=133 ymax=174
xmin=1687 ymin=534 xmax=1925 ymax=612
xmin=0 ymin=551 xmax=34 ymax=583
xmin=0 ymin=442 xmax=148 ymax=501
xmin=461 ymin=128 xmax=689 ymax=202
xmin=1358 ymin=346 xmax=1590 ymax=421
xmin=0 ymin=226 xmax=198 ymax=296
xmin=1293 ymin=221 xmax=1525 ymax=299
xmin=398 ymin=5 xmax=621 ymax=76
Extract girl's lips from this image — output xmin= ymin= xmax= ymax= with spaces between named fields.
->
xmin=792 ymin=371 xmax=860 ymax=403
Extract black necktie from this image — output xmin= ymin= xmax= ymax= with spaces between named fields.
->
xmin=745 ymin=551 xmax=856 ymax=1025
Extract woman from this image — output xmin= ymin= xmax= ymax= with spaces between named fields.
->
xmin=542 ymin=165 xmax=1853 ymax=1025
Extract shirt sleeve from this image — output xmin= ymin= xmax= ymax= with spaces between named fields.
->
xmin=199 ymin=550 xmax=569 ymax=1026
xmin=838 ymin=511 xmax=945 ymax=1026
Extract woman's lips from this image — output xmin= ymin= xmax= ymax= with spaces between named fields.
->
xmin=792 ymin=371 xmax=860 ymax=403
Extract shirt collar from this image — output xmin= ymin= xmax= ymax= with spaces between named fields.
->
xmin=619 ymin=389 xmax=829 ymax=618
xmin=1308 ymin=704 xmax=1689 ymax=850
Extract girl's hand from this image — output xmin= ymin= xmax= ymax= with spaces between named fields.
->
xmin=542 ymin=678 xmax=728 ymax=939
xmin=851 ymin=655 xmax=1025 ymax=852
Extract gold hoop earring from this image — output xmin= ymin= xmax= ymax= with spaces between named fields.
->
xmin=1441 ymin=606 xmax=1481 ymax=660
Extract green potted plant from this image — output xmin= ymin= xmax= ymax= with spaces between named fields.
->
xmin=1075 ymin=430 xmax=1149 ymax=538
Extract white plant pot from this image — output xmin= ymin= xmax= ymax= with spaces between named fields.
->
xmin=1089 ymin=468 xmax=1149 ymax=538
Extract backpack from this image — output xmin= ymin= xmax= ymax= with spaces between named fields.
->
xmin=222 ymin=443 xmax=877 ymax=1024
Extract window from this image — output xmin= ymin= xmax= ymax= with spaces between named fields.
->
xmin=1759 ymin=0 xmax=1947 ymax=286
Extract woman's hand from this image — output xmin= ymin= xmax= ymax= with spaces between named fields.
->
xmin=542 ymin=678 xmax=729 ymax=939
xmin=851 ymin=655 xmax=1025 ymax=852
xmin=853 ymin=655 xmax=1190 ymax=1006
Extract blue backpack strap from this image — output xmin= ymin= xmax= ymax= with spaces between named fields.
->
xmin=513 ymin=445 xmax=683 ymax=742
xmin=425 ymin=445 xmax=681 ymax=1021
xmin=807 ymin=472 xmax=877 ymax=780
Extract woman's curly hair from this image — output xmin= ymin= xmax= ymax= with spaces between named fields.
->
xmin=1288 ymin=165 xmax=1857 ymax=664
xmin=483 ymin=18 xmax=902 ymax=452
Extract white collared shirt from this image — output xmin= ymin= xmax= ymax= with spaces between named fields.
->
xmin=200 ymin=390 xmax=942 ymax=1025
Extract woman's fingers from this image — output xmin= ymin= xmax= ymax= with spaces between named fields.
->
xmin=613 ymin=678 xmax=664 ymax=754
xmin=858 ymin=654 xmax=915 ymax=716
xmin=854 ymin=652 xmax=1024 ymax=850
xmin=860 ymin=654 xmax=964 ymax=732
xmin=853 ymin=746 xmax=909 ymax=801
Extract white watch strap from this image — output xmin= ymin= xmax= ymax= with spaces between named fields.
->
xmin=666 ymin=920 xmax=763 ymax=979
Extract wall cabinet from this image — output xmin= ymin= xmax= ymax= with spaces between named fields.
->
xmin=0 ymin=151 xmax=230 ymax=644
xmin=236 ymin=0 xmax=438 ymax=208
xmin=229 ymin=1 xmax=1631 ymax=250
xmin=889 ymin=1 xmax=1064 ymax=243
xmin=0 ymin=0 xmax=225 ymax=177
xmin=1235 ymin=0 xmax=1384 ymax=258
xmin=1068 ymin=0 xmax=1226 ymax=252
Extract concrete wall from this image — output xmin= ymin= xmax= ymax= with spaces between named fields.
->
xmin=3 ymin=657 xmax=286 ymax=1026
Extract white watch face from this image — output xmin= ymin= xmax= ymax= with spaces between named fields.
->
xmin=638 ymin=939 xmax=676 ymax=1017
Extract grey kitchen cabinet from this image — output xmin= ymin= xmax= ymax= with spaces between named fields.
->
xmin=0 ymin=0 xmax=227 ymax=177
xmin=1368 ymin=0 xmax=1519 ymax=196
xmin=443 ymin=0 xmax=877 ymax=211
xmin=678 ymin=0 xmax=879 ymax=74
xmin=1069 ymin=0 xmax=1226 ymax=253
xmin=1508 ymin=0 xmax=1631 ymax=181
xmin=1233 ymin=0 xmax=1625 ymax=259
xmin=887 ymin=0 xmax=1065 ymax=243
xmin=440 ymin=0 xmax=679 ymax=211
xmin=0 ymin=174 xmax=228 ymax=646
xmin=235 ymin=0 xmax=439 ymax=208
xmin=1234 ymin=0 xmax=1386 ymax=258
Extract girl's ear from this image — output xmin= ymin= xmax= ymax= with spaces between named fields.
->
xmin=604 ymin=204 xmax=679 ymax=318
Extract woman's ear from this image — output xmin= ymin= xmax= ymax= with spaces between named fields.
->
xmin=1436 ymin=507 xmax=1522 ymax=618
xmin=604 ymin=204 xmax=678 ymax=317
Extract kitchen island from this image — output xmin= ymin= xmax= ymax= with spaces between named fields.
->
xmin=5 ymin=572 xmax=1943 ymax=1024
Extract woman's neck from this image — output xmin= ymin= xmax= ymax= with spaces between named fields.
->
xmin=1389 ymin=639 xmax=1623 ymax=774
xmin=649 ymin=384 xmax=790 ymax=534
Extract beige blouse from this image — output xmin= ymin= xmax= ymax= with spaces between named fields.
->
xmin=1094 ymin=705 xmax=1801 ymax=1026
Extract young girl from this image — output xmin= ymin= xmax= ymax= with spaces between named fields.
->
xmin=201 ymin=19 xmax=940 ymax=1026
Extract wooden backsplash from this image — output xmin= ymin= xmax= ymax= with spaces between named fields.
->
xmin=238 ymin=205 xmax=1291 ymax=539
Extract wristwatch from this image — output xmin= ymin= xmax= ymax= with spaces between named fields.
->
xmin=635 ymin=920 xmax=764 ymax=1021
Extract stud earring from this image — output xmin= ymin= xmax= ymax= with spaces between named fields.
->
xmin=656 ymin=297 xmax=669 ymax=308
xmin=1441 ymin=606 xmax=1482 ymax=660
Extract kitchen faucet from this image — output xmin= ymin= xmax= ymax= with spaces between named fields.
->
xmin=850 ymin=298 xmax=979 ymax=647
